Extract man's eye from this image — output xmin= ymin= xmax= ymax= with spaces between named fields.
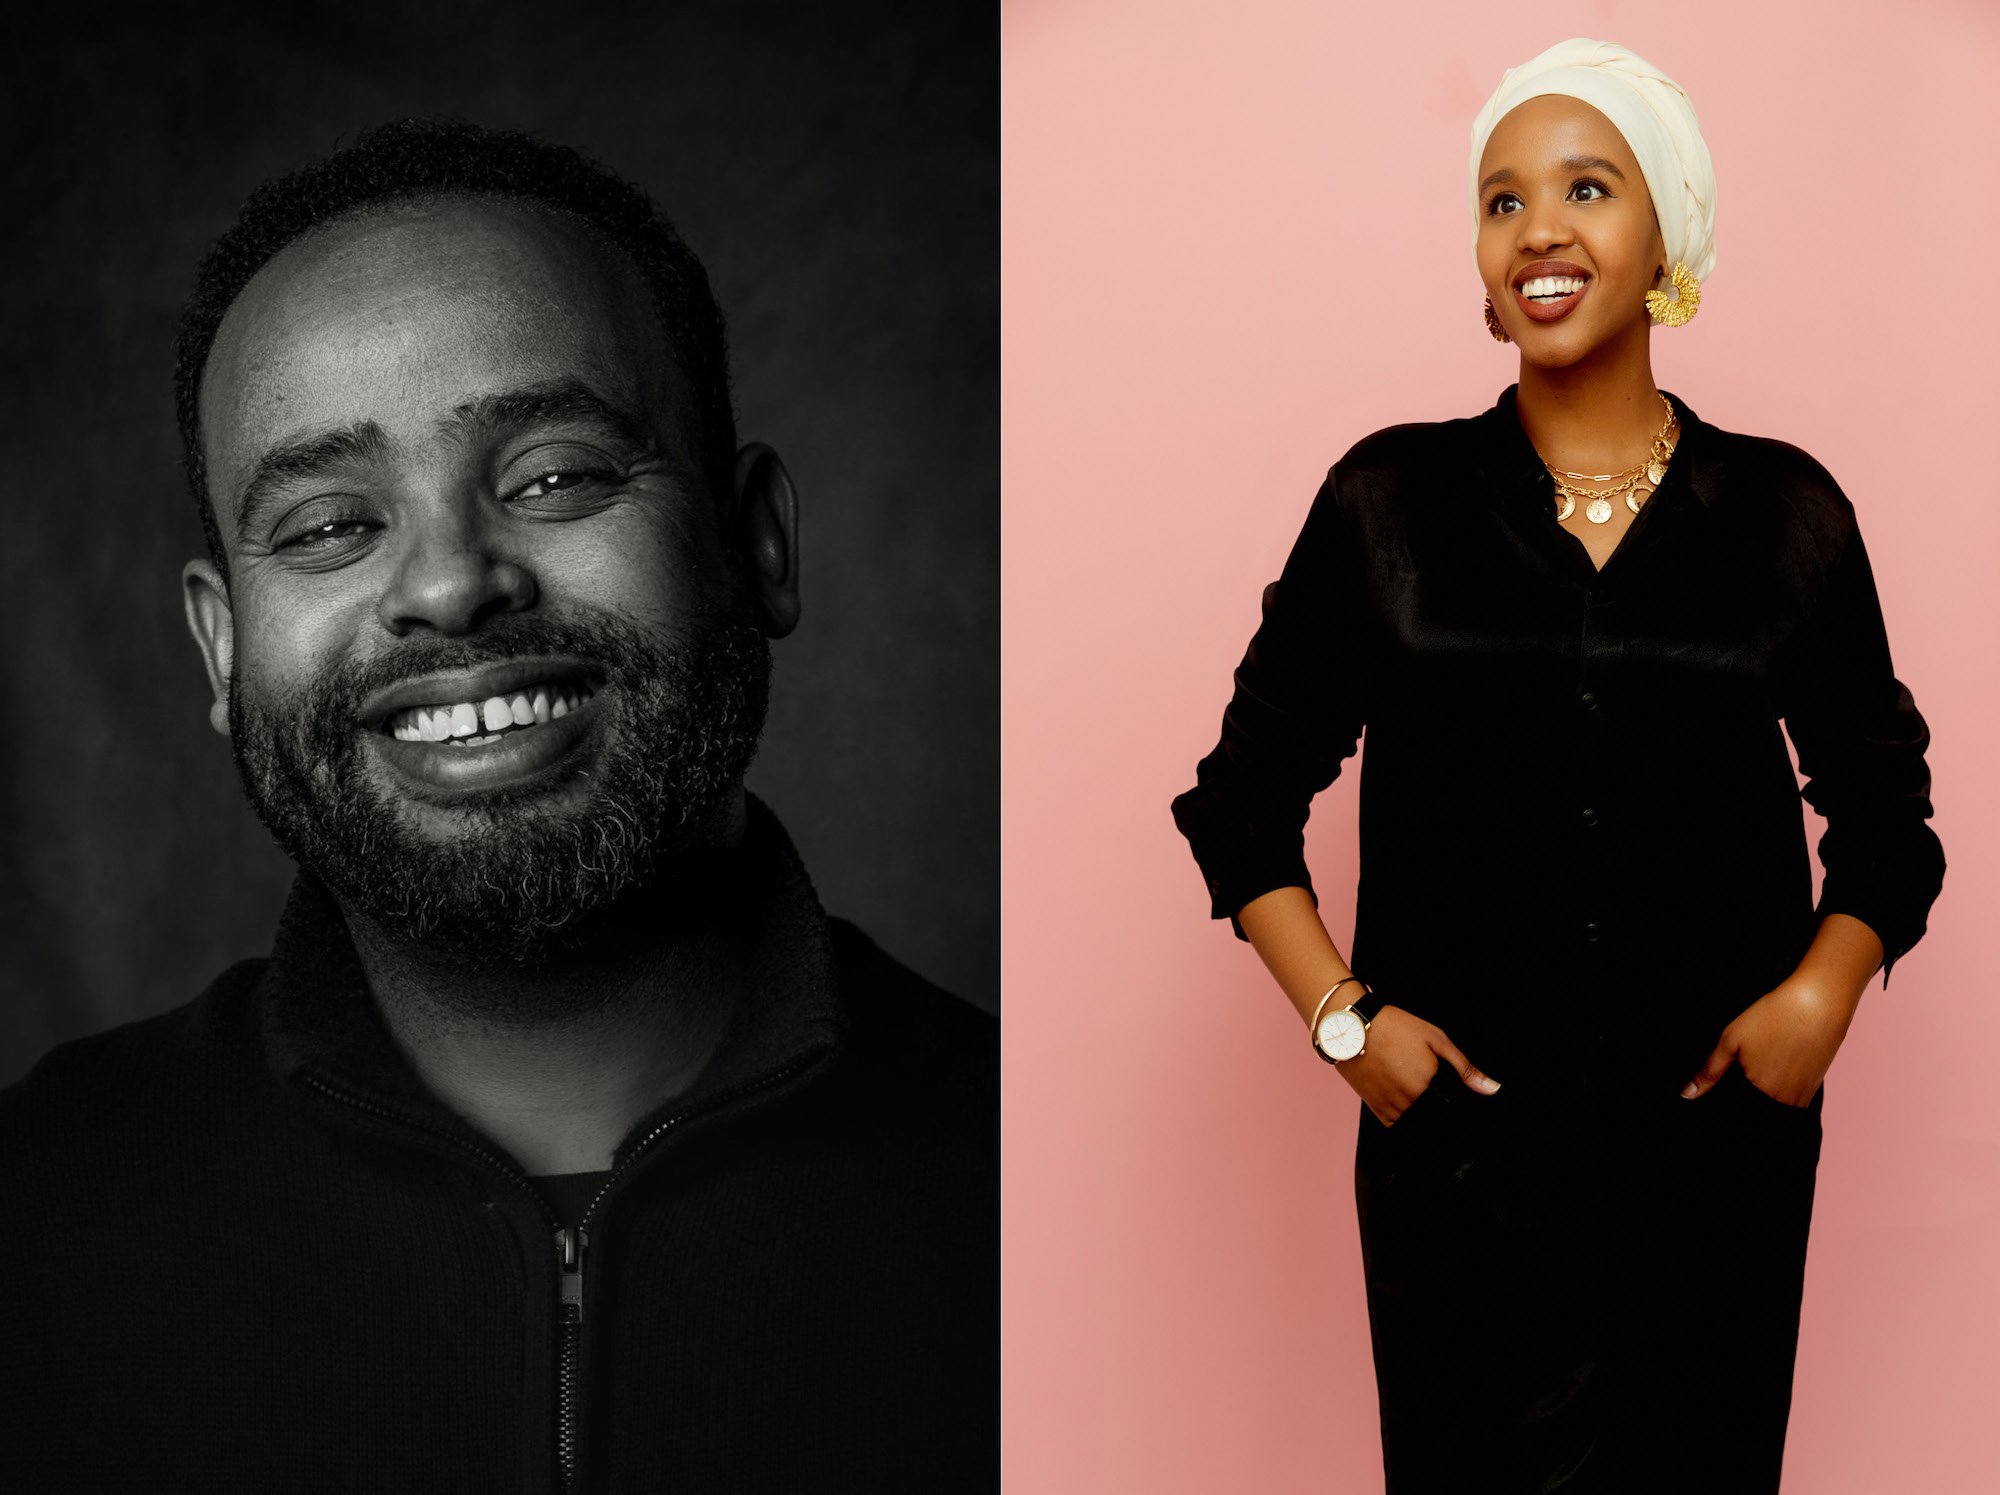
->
xmin=515 ymin=469 xmax=610 ymax=500
xmin=279 ymin=520 xmax=374 ymax=551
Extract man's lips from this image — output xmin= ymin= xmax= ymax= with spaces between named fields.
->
xmin=358 ymin=654 xmax=602 ymax=733
xmin=365 ymin=688 xmax=604 ymax=798
xmin=354 ymin=654 xmax=607 ymax=800
xmin=1510 ymin=259 xmax=1591 ymax=323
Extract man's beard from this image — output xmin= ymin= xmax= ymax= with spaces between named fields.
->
xmin=228 ymin=604 xmax=770 ymax=966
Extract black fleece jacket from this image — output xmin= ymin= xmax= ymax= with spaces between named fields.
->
xmin=1 ymin=800 xmax=997 ymax=1493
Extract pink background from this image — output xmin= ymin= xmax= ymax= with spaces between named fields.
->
xmin=1003 ymin=1 xmax=2000 ymax=1490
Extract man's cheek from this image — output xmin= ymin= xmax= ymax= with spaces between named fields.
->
xmin=541 ymin=514 xmax=717 ymax=631
xmin=232 ymin=582 xmax=365 ymax=679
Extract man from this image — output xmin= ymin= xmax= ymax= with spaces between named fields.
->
xmin=2 ymin=120 xmax=996 ymax=1492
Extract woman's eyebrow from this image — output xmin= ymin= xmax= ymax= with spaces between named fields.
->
xmin=1561 ymin=153 xmax=1627 ymax=179
xmin=1479 ymin=154 xmax=1629 ymax=193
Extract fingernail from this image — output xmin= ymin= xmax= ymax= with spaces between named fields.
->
xmin=1478 ymin=1077 xmax=1500 ymax=1094
xmin=1681 ymin=1082 xmax=1699 ymax=1098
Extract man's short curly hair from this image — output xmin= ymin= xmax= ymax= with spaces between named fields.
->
xmin=172 ymin=117 xmax=736 ymax=574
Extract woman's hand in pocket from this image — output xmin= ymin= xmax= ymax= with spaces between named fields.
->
xmin=1684 ymin=914 xmax=1882 ymax=1106
xmin=1339 ymin=1006 xmax=1501 ymax=1125
xmin=1681 ymin=978 xmax=1860 ymax=1107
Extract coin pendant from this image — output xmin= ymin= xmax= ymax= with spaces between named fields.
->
xmin=1585 ymin=495 xmax=1612 ymax=524
xmin=1647 ymin=460 xmax=1667 ymax=484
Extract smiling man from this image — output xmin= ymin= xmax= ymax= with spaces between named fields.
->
xmin=3 ymin=120 xmax=997 ymax=1492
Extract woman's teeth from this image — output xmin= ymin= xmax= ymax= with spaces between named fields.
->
xmin=387 ymin=682 xmax=593 ymax=743
xmin=1522 ymin=275 xmax=1587 ymax=303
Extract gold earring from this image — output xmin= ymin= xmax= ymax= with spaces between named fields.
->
xmin=1645 ymin=262 xmax=1701 ymax=327
xmin=1483 ymin=296 xmax=1511 ymax=343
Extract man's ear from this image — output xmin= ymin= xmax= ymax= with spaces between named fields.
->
xmin=182 ymin=559 xmax=236 ymax=737
xmin=728 ymin=442 xmax=800 ymax=639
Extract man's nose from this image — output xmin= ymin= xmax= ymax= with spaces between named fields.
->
xmin=375 ymin=500 xmax=537 ymax=636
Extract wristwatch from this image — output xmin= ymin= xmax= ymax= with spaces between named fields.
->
xmin=1309 ymin=977 xmax=1383 ymax=1064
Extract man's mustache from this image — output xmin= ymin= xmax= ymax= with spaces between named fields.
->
xmin=246 ymin=614 xmax=651 ymax=723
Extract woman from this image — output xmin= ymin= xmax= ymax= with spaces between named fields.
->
xmin=1170 ymin=39 xmax=1943 ymax=1495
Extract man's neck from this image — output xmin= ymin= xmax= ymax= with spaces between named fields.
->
xmin=342 ymin=805 xmax=751 ymax=1176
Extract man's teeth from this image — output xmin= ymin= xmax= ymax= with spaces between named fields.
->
xmin=387 ymin=683 xmax=593 ymax=743
xmin=1522 ymin=275 xmax=1587 ymax=302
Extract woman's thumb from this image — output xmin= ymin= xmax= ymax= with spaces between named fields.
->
xmin=1432 ymin=1033 xmax=1500 ymax=1096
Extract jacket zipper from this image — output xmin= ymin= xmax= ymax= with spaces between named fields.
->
xmin=555 ymin=1224 xmax=588 ymax=1493
xmin=303 ymin=1055 xmax=819 ymax=1494
xmin=299 ymin=1075 xmax=573 ymax=1485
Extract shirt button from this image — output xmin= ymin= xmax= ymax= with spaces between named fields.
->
xmin=1579 ymin=690 xmax=1598 ymax=710
xmin=1581 ymin=807 xmax=1599 ymax=827
xmin=1583 ymin=922 xmax=1601 ymax=942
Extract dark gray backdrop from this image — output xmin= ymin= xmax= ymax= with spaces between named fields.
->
xmin=0 ymin=1 xmax=997 ymax=1086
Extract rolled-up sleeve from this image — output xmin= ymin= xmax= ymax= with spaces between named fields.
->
xmin=1783 ymin=522 xmax=1945 ymax=981
xmin=1170 ymin=470 xmax=1373 ymax=936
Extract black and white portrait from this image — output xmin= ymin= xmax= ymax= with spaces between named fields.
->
xmin=2 ymin=5 xmax=997 ymax=1489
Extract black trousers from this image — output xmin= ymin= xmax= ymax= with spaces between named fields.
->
xmin=1355 ymin=1065 xmax=1823 ymax=1494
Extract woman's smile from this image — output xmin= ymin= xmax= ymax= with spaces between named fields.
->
xmin=1511 ymin=257 xmax=1593 ymax=322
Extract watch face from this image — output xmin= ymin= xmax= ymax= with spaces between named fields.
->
xmin=1315 ymin=1008 xmax=1366 ymax=1062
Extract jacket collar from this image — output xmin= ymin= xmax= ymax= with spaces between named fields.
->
xmin=257 ymin=793 xmax=847 ymax=1153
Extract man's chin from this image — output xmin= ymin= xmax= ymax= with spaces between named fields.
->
xmin=229 ymin=608 xmax=772 ymax=966
xmin=343 ymin=884 xmax=629 ymax=970
xmin=288 ymin=756 xmax=744 ymax=968
xmin=315 ymin=814 xmax=669 ymax=967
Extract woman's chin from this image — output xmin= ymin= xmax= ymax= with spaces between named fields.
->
xmin=1515 ymin=319 xmax=1648 ymax=371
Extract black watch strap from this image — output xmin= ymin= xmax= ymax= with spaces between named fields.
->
xmin=1346 ymin=985 xmax=1384 ymax=1026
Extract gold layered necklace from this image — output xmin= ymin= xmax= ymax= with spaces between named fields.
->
xmin=1546 ymin=393 xmax=1680 ymax=524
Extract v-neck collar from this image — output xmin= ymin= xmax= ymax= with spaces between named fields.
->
xmin=1470 ymin=383 xmax=1714 ymax=584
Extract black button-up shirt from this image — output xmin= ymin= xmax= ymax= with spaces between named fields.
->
xmin=1172 ymin=386 xmax=1944 ymax=1092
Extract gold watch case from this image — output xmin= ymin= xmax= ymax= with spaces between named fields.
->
xmin=1312 ymin=1006 xmax=1368 ymax=1064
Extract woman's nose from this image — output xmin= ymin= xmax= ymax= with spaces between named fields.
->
xmin=1516 ymin=200 xmax=1574 ymax=253
xmin=375 ymin=501 xmax=537 ymax=637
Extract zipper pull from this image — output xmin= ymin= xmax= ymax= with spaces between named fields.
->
xmin=556 ymin=1225 xmax=589 ymax=1326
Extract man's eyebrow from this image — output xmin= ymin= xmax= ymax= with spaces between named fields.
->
xmin=233 ymin=422 xmax=393 ymax=545
xmin=1478 ymin=155 xmax=1628 ymax=193
xmin=445 ymin=379 xmax=656 ymax=451
xmin=228 ymin=382 xmax=662 ymax=546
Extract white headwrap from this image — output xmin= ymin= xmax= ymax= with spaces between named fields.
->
xmin=1468 ymin=38 xmax=1716 ymax=285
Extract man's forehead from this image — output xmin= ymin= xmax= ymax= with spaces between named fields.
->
xmin=201 ymin=199 xmax=672 ymax=498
